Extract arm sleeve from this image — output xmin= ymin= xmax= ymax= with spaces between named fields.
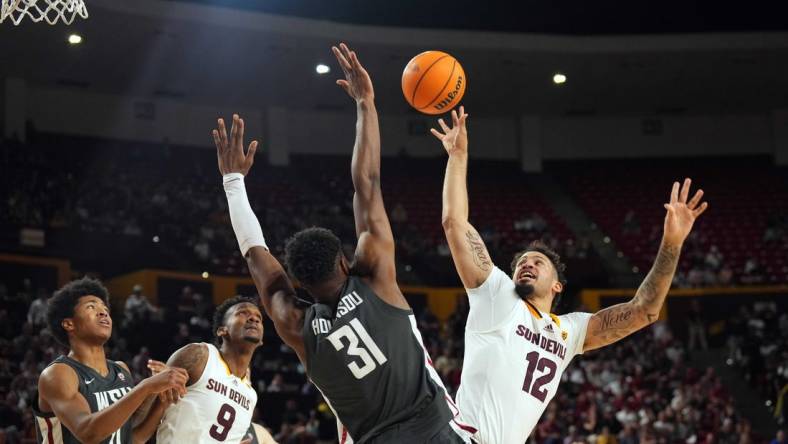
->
xmin=559 ymin=311 xmax=593 ymax=357
xmin=465 ymin=266 xmax=520 ymax=332
xmin=223 ymin=173 xmax=267 ymax=256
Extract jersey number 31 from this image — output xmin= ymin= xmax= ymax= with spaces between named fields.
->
xmin=327 ymin=318 xmax=388 ymax=379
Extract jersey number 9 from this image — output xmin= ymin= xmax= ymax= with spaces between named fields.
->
xmin=209 ymin=403 xmax=237 ymax=441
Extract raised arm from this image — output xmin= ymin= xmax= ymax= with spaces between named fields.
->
xmin=38 ymin=363 xmax=187 ymax=444
xmin=584 ymin=179 xmax=708 ymax=351
xmin=213 ymin=115 xmax=306 ymax=362
xmin=431 ymin=107 xmax=493 ymax=289
xmin=332 ymin=44 xmax=398 ymax=290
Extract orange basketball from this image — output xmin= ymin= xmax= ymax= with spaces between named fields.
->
xmin=401 ymin=51 xmax=466 ymax=115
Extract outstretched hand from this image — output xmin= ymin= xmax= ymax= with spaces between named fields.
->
xmin=430 ymin=106 xmax=468 ymax=156
xmin=332 ymin=43 xmax=374 ymax=102
xmin=662 ymin=178 xmax=709 ymax=246
xmin=212 ymin=114 xmax=258 ymax=177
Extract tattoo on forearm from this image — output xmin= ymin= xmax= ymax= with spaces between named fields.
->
xmin=634 ymin=243 xmax=680 ymax=312
xmin=465 ymin=230 xmax=492 ymax=272
xmin=591 ymin=306 xmax=639 ymax=343
xmin=590 ymin=245 xmax=680 ymax=347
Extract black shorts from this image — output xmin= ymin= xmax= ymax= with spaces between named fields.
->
xmin=427 ymin=423 xmax=469 ymax=444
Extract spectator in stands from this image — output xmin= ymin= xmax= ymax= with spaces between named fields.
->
xmin=26 ymin=288 xmax=48 ymax=327
xmin=622 ymin=210 xmax=640 ymax=235
xmin=514 ymin=211 xmax=547 ymax=233
xmin=771 ymin=430 xmax=786 ymax=444
xmin=282 ymin=398 xmax=305 ymax=426
xmin=704 ymin=245 xmax=723 ymax=270
xmin=617 ymin=424 xmax=638 ymax=444
xmin=391 ymin=202 xmax=408 ymax=225
xmin=124 ymin=284 xmax=155 ymax=324
xmin=267 ymin=373 xmax=285 ymax=393
xmin=742 ymin=257 xmax=763 ymax=283
xmin=687 ymin=299 xmax=708 ymax=351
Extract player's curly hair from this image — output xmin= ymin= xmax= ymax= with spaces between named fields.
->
xmin=47 ymin=277 xmax=110 ymax=347
xmin=212 ymin=295 xmax=261 ymax=346
xmin=510 ymin=240 xmax=568 ymax=289
xmin=284 ymin=227 xmax=343 ymax=287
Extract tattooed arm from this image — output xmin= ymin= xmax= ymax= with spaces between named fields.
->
xmin=584 ymin=179 xmax=708 ymax=352
xmin=584 ymin=242 xmax=680 ymax=351
xmin=166 ymin=343 xmax=209 ymax=386
xmin=432 ymin=107 xmax=494 ymax=288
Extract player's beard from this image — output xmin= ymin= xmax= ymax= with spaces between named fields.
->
xmin=243 ymin=335 xmax=262 ymax=344
xmin=515 ymin=283 xmax=535 ymax=300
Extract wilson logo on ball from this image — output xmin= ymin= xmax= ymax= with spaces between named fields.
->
xmin=401 ymin=51 xmax=466 ymax=115
xmin=433 ymin=75 xmax=464 ymax=111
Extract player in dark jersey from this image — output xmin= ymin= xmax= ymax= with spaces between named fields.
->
xmin=213 ymin=43 xmax=472 ymax=444
xmin=34 ymin=277 xmax=188 ymax=444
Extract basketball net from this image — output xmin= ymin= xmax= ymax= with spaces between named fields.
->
xmin=1 ymin=0 xmax=88 ymax=25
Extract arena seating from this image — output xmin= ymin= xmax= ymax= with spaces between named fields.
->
xmin=553 ymin=157 xmax=788 ymax=286
xmin=0 ymin=274 xmax=766 ymax=442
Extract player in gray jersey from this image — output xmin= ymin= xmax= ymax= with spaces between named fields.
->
xmin=34 ymin=277 xmax=188 ymax=444
xmin=213 ymin=43 xmax=473 ymax=444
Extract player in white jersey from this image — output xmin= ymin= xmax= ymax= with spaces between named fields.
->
xmin=432 ymin=107 xmax=709 ymax=443
xmin=157 ymin=296 xmax=262 ymax=443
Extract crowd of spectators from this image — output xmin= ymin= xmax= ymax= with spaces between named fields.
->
xmin=2 ymin=271 xmax=783 ymax=443
xmin=725 ymin=301 xmax=788 ymax=427
xmin=0 ymin=135 xmax=719 ymax=289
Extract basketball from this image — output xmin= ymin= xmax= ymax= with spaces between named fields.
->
xmin=401 ymin=51 xmax=466 ymax=115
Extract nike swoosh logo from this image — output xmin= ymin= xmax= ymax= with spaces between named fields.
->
xmin=85 ymin=378 xmax=95 ymax=384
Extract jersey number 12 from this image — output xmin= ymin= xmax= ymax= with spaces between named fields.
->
xmin=327 ymin=318 xmax=388 ymax=379
xmin=522 ymin=351 xmax=557 ymax=402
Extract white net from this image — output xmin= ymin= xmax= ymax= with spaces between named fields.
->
xmin=1 ymin=0 xmax=88 ymax=25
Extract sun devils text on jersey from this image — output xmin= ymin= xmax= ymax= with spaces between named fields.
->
xmin=33 ymin=356 xmax=134 ymax=444
xmin=455 ymin=267 xmax=592 ymax=444
xmin=157 ymin=343 xmax=257 ymax=444
xmin=303 ymin=276 xmax=473 ymax=444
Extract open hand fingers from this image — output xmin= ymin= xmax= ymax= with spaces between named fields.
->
xmin=438 ymin=118 xmax=451 ymax=133
xmin=679 ymin=178 xmax=691 ymax=203
xmin=218 ymin=118 xmax=228 ymax=147
xmin=339 ymin=43 xmax=353 ymax=65
xmin=212 ymin=129 xmax=222 ymax=151
xmin=147 ymin=359 xmax=167 ymax=375
xmin=237 ymin=117 xmax=245 ymax=147
xmin=245 ymin=141 xmax=258 ymax=171
xmin=349 ymin=49 xmax=363 ymax=72
xmin=687 ymin=188 xmax=704 ymax=210
xmin=332 ymin=46 xmax=352 ymax=73
xmin=693 ymin=202 xmax=709 ymax=218
xmin=430 ymin=128 xmax=445 ymax=140
xmin=336 ymin=79 xmax=350 ymax=94
xmin=451 ymin=110 xmax=459 ymax=127
xmin=230 ymin=114 xmax=243 ymax=149
xmin=669 ymin=181 xmax=679 ymax=205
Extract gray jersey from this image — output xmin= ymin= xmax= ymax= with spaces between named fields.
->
xmin=33 ymin=355 xmax=134 ymax=444
xmin=303 ymin=276 xmax=473 ymax=444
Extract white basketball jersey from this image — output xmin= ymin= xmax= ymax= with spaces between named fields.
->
xmin=157 ymin=343 xmax=257 ymax=444
xmin=455 ymin=267 xmax=591 ymax=444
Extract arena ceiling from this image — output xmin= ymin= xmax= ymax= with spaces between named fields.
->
xmin=168 ymin=0 xmax=788 ymax=35
xmin=2 ymin=0 xmax=788 ymax=117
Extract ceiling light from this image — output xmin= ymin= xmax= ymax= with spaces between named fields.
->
xmin=68 ymin=34 xmax=83 ymax=45
xmin=552 ymin=73 xmax=566 ymax=85
xmin=316 ymin=64 xmax=330 ymax=75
